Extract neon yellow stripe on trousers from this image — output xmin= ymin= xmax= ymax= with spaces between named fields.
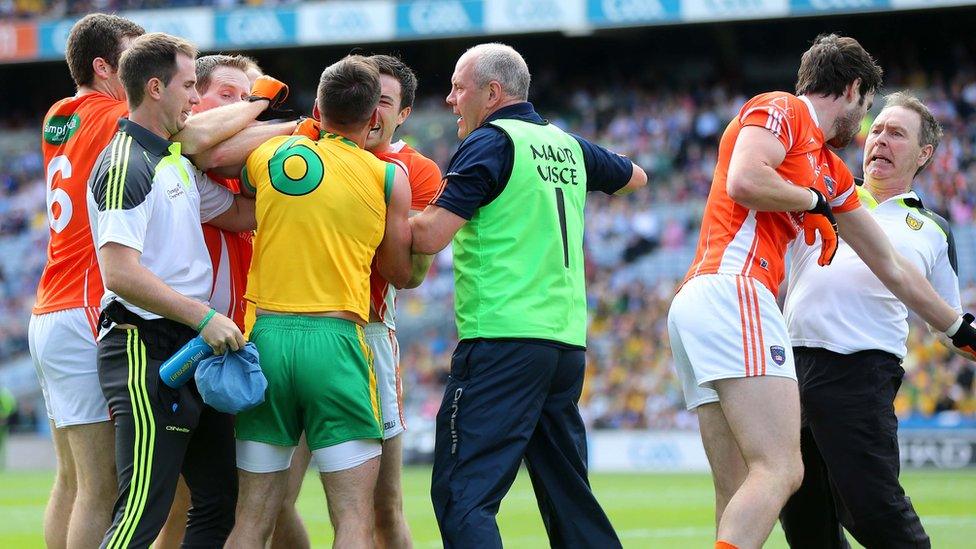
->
xmin=107 ymin=330 xmax=153 ymax=549
xmin=127 ymin=333 xmax=155 ymax=546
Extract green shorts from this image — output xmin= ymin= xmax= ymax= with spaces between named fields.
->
xmin=235 ymin=315 xmax=382 ymax=450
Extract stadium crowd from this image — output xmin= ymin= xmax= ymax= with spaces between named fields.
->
xmin=1 ymin=61 xmax=975 ymax=432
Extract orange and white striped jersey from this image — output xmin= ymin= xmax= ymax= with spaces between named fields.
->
xmin=203 ymin=173 xmax=252 ymax=331
xmin=34 ymin=93 xmax=129 ymax=314
xmin=369 ymin=140 xmax=443 ymax=329
xmin=683 ymin=92 xmax=861 ymax=296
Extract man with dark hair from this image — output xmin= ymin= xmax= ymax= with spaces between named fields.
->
xmin=780 ymin=92 xmax=959 ymax=549
xmin=153 ymin=52 xmax=299 ymax=549
xmin=668 ymin=34 xmax=976 ymax=549
xmin=30 ymin=13 xmax=282 ymax=549
xmin=227 ymin=55 xmax=413 ymax=548
xmin=270 ymin=53 xmax=441 ymax=549
xmin=88 ymin=32 xmax=266 ymax=548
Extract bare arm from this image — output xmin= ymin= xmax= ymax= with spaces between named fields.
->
xmin=98 ymin=243 xmax=244 ymax=353
xmin=173 ymin=100 xmax=269 ymax=155
xmin=189 ymin=120 xmax=298 ymax=175
xmin=402 ymin=209 xmax=435 ymax=289
xmin=726 ymin=126 xmax=815 ymax=211
xmin=838 ymin=207 xmax=958 ymax=332
xmin=207 ymin=195 xmax=256 ymax=233
xmin=614 ymin=162 xmax=648 ymax=196
xmin=376 ymin=168 xmax=413 ymax=289
xmin=410 ymin=205 xmax=467 ymax=255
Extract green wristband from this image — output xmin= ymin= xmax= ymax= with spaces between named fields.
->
xmin=196 ymin=309 xmax=216 ymax=332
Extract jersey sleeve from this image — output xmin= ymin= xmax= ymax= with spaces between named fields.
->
xmin=195 ymin=167 xmax=235 ymax=223
xmin=572 ymin=134 xmax=633 ymax=195
xmin=408 ymin=155 xmax=443 ymax=211
xmin=738 ymin=93 xmax=799 ymax=152
xmin=826 ymin=152 xmax=860 ymax=214
xmin=925 ymin=212 xmax=961 ymax=313
xmin=433 ymin=128 xmax=509 ymax=220
xmin=89 ymin=141 xmax=154 ymax=252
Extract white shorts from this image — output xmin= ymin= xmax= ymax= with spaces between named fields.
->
xmin=236 ymin=439 xmax=381 ymax=473
xmin=364 ymin=323 xmax=405 ymax=440
xmin=28 ymin=307 xmax=109 ymax=428
xmin=667 ymin=274 xmax=796 ymax=410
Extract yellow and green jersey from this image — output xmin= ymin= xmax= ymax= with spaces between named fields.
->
xmin=243 ymin=133 xmax=394 ymax=322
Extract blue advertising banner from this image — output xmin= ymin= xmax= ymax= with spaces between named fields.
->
xmin=396 ymin=0 xmax=484 ymax=38
xmin=587 ymin=0 xmax=681 ymax=26
xmin=790 ymin=0 xmax=889 ymax=15
xmin=215 ymin=8 xmax=297 ymax=48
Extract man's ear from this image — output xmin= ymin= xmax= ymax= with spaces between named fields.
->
xmin=92 ymin=57 xmax=113 ymax=81
xmin=396 ymin=105 xmax=412 ymax=126
xmin=311 ymin=99 xmax=320 ymax=121
xmin=146 ymin=77 xmax=163 ymax=101
xmin=918 ymin=143 xmax=934 ymax=170
xmin=369 ymin=108 xmax=380 ymax=128
xmin=487 ymin=81 xmax=503 ymax=107
xmin=846 ymin=78 xmax=862 ymax=103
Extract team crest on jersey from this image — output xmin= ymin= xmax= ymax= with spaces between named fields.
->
xmin=906 ymin=213 xmax=924 ymax=231
xmin=770 ymin=345 xmax=786 ymax=366
xmin=823 ymin=175 xmax=836 ymax=196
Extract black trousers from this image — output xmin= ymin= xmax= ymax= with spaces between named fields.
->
xmin=97 ymin=308 xmax=237 ymax=549
xmin=780 ymin=347 xmax=930 ymax=549
xmin=430 ymin=339 xmax=621 ymax=549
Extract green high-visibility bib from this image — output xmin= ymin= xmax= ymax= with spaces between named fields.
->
xmin=452 ymin=118 xmax=588 ymax=346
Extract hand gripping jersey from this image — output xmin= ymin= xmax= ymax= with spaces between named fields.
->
xmin=683 ymin=92 xmax=861 ymax=295
xmin=203 ymin=173 xmax=253 ymax=331
xmin=35 ymin=93 xmax=128 ymax=317
xmin=243 ymin=133 xmax=395 ymax=322
xmin=369 ymin=140 xmax=443 ymax=329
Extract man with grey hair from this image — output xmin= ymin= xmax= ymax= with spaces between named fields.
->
xmin=780 ymin=92 xmax=963 ymax=548
xmin=411 ymin=43 xmax=646 ymax=547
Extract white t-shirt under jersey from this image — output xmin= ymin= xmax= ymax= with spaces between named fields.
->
xmin=785 ymin=188 xmax=960 ymax=359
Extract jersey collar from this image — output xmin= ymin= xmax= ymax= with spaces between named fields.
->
xmin=323 ymin=132 xmax=359 ymax=149
xmin=858 ymin=185 xmax=921 ymax=210
xmin=119 ymin=118 xmax=173 ymax=156
xmin=798 ymin=95 xmax=820 ymax=128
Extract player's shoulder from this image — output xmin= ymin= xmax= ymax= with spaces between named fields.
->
xmin=902 ymin=196 xmax=954 ymax=246
xmin=248 ymin=134 xmax=299 ymax=162
xmin=740 ymin=91 xmax=809 ymax=122
xmin=90 ymin=130 xmax=155 ymax=211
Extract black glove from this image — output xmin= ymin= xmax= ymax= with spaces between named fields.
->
xmin=949 ymin=313 xmax=976 ymax=355
xmin=256 ymin=107 xmax=300 ymax=122
xmin=804 ymin=188 xmax=839 ymax=266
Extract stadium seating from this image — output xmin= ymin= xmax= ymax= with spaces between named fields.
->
xmin=1 ymin=56 xmax=974 ymax=433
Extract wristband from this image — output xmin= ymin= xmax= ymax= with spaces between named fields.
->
xmin=945 ymin=315 xmax=964 ymax=338
xmin=808 ymin=188 xmax=820 ymax=211
xmin=197 ymin=309 xmax=216 ymax=332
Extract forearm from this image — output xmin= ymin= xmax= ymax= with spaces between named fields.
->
xmin=378 ymin=238 xmax=414 ymax=289
xmin=105 ymin=263 xmax=210 ymax=328
xmin=877 ymin=255 xmax=958 ymax=332
xmin=410 ymin=214 xmax=446 ymax=255
xmin=727 ymin=164 xmax=814 ymax=212
xmin=404 ymin=253 xmax=434 ymax=289
xmin=190 ymin=120 xmax=298 ymax=173
xmin=174 ymin=101 xmax=267 ymax=155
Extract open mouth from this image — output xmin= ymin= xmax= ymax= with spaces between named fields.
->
xmin=869 ymin=154 xmax=893 ymax=165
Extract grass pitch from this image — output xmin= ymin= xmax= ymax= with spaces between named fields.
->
xmin=1 ymin=467 xmax=974 ymax=547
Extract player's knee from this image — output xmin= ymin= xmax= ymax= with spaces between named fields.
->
xmin=784 ymin=455 xmax=805 ymax=495
xmin=373 ymin=499 xmax=404 ymax=533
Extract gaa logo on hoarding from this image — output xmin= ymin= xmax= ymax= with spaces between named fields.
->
xmin=43 ymin=114 xmax=80 ymax=145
